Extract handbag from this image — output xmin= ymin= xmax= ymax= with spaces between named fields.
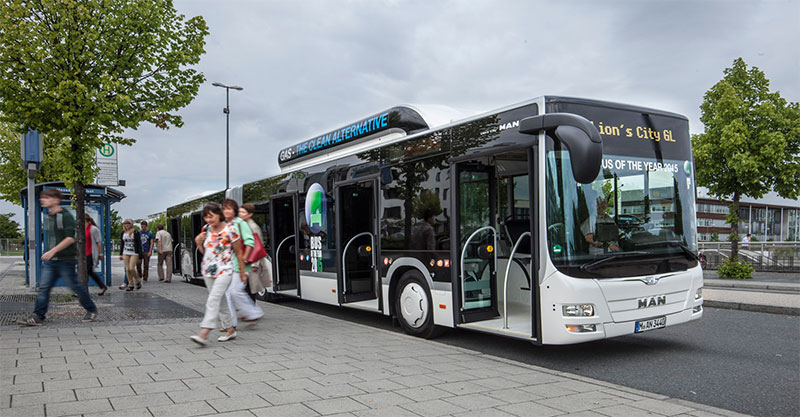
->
xmin=246 ymin=230 xmax=268 ymax=264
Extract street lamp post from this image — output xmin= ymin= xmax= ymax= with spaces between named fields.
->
xmin=211 ymin=82 xmax=243 ymax=191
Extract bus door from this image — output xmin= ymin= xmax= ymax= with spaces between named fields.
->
xmin=270 ymin=194 xmax=299 ymax=293
xmin=169 ymin=218 xmax=181 ymax=276
xmin=190 ymin=212 xmax=203 ymax=277
xmin=336 ymin=179 xmax=380 ymax=305
xmin=454 ymin=161 xmax=500 ymax=323
xmin=495 ymin=148 xmax=538 ymax=337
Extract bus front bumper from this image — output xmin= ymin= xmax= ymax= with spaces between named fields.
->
xmin=602 ymin=304 xmax=703 ymax=340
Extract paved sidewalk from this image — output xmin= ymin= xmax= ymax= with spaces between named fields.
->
xmin=702 ymin=270 xmax=800 ymax=316
xmin=0 ymin=260 xmax=750 ymax=417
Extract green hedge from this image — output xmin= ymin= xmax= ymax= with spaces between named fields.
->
xmin=718 ymin=258 xmax=754 ymax=279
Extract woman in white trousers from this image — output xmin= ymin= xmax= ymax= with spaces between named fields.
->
xmin=222 ymin=199 xmax=264 ymax=329
xmin=190 ymin=202 xmax=247 ymax=346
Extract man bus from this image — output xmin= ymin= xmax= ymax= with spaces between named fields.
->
xmin=167 ymin=96 xmax=703 ymax=345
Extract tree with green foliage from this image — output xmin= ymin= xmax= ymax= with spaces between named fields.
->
xmin=0 ymin=0 xmax=208 ymax=284
xmin=0 ymin=122 xmax=64 ymax=206
xmin=109 ymin=209 xmax=123 ymax=240
xmin=692 ymin=58 xmax=800 ymax=266
xmin=0 ymin=212 xmax=22 ymax=239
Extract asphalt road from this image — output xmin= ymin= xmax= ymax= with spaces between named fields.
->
xmin=273 ymin=298 xmax=800 ymax=417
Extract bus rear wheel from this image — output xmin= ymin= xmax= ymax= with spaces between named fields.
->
xmin=395 ymin=270 xmax=440 ymax=339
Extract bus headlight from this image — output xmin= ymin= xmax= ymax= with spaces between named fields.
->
xmin=695 ymin=288 xmax=703 ymax=301
xmin=563 ymin=304 xmax=595 ymax=317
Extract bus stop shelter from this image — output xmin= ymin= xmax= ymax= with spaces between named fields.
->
xmin=21 ymin=182 xmax=125 ymax=288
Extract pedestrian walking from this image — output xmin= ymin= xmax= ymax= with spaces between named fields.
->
xmin=222 ymin=199 xmax=262 ymax=329
xmin=240 ymin=203 xmax=271 ymax=301
xmin=190 ymin=202 xmax=246 ymax=346
xmin=19 ymin=188 xmax=97 ymax=326
xmin=85 ymin=214 xmax=108 ymax=295
xmin=234 ymin=203 xmax=266 ymax=323
xmin=155 ymin=224 xmax=173 ymax=282
xmin=136 ymin=221 xmax=155 ymax=281
xmin=119 ymin=219 xmax=142 ymax=291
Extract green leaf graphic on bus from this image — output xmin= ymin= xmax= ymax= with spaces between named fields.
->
xmin=305 ymin=183 xmax=326 ymax=234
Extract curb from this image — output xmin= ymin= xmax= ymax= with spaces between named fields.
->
xmin=704 ymin=279 xmax=800 ymax=293
xmin=703 ymin=300 xmax=800 ymax=316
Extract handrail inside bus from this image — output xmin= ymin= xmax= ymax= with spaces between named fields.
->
xmin=274 ymin=234 xmax=295 ymax=285
xmin=459 ymin=226 xmax=497 ymax=312
xmin=503 ymin=232 xmax=530 ymax=329
xmin=341 ymin=232 xmax=375 ymax=295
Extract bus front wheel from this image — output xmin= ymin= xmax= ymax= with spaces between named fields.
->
xmin=395 ymin=270 xmax=440 ymax=339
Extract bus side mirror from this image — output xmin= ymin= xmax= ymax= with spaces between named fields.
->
xmin=519 ymin=113 xmax=603 ymax=184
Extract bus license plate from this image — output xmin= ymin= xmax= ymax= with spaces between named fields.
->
xmin=635 ymin=316 xmax=666 ymax=333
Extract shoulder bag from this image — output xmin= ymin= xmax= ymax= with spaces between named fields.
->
xmin=247 ymin=232 xmax=268 ymax=264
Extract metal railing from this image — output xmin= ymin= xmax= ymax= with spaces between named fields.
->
xmin=698 ymin=241 xmax=800 ymax=272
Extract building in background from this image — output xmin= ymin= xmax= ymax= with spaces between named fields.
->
xmin=696 ymin=189 xmax=800 ymax=242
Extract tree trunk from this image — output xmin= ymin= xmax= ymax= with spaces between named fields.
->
xmin=75 ymin=180 xmax=87 ymax=287
xmin=730 ymin=191 xmax=740 ymax=262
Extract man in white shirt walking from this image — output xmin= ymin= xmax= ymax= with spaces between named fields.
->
xmin=155 ymin=224 xmax=174 ymax=282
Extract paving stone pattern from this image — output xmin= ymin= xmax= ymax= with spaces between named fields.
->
xmin=0 ymin=260 xmax=749 ymax=416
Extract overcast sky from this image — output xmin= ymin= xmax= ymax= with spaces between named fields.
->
xmin=3 ymin=0 xmax=799 ymax=225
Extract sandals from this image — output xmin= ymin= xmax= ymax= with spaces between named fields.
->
xmin=135 ymin=283 xmax=142 ymax=290
xmin=126 ymin=287 xmax=134 ymax=292
xmin=98 ymin=287 xmax=107 ymax=296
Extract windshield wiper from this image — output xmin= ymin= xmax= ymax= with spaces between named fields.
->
xmin=636 ymin=240 xmax=699 ymax=261
xmin=579 ymin=251 xmax=649 ymax=272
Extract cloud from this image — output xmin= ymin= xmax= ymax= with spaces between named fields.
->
xmin=2 ymin=0 xmax=798 ymax=224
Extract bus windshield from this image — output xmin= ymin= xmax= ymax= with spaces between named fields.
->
xmin=546 ymin=147 xmax=698 ymax=278
xmin=543 ymin=102 xmax=698 ymax=278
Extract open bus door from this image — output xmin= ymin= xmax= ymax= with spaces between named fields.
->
xmin=336 ymin=179 xmax=380 ymax=307
xmin=270 ymin=193 xmax=299 ymax=294
xmin=452 ymin=148 xmax=541 ymax=339
xmin=454 ymin=161 xmax=500 ymax=323
xmin=168 ymin=218 xmax=181 ymax=277
xmin=190 ymin=212 xmax=203 ymax=277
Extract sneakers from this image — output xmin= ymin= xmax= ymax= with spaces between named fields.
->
xmin=218 ymin=331 xmax=237 ymax=342
xmin=18 ymin=314 xmax=43 ymax=326
xmin=81 ymin=311 xmax=97 ymax=322
xmin=190 ymin=335 xmax=209 ymax=347
xmin=118 ymin=284 xmax=126 ymax=290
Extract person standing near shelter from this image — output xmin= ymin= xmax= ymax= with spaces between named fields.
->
xmin=85 ymin=214 xmax=108 ymax=295
xmin=119 ymin=219 xmax=142 ymax=291
xmin=136 ymin=221 xmax=155 ymax=281
xmin=155 ymin=224 xmax=173 ymax=282
xmin=20 ymin=188 xmax=98 ymax=326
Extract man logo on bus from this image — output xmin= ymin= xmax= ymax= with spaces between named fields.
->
xmin=305 ymin=183 xmax=326 ymax=234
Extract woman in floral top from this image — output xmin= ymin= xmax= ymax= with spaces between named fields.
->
xmin=190 ymin=202 xmax=247 ymax=346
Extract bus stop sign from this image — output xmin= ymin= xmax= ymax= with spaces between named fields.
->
xmin=20 ymin=129 xmax=43 ymax=169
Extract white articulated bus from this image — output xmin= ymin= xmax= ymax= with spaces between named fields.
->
xmin=167 ymin=96 xmax=703 ymax=345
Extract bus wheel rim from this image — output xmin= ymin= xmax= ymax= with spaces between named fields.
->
xmin=400 ymin=282 xmax=428 ymax=329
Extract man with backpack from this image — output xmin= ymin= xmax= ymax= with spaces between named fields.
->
xmin=20 ymin=188 xmax=98 ymax=326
